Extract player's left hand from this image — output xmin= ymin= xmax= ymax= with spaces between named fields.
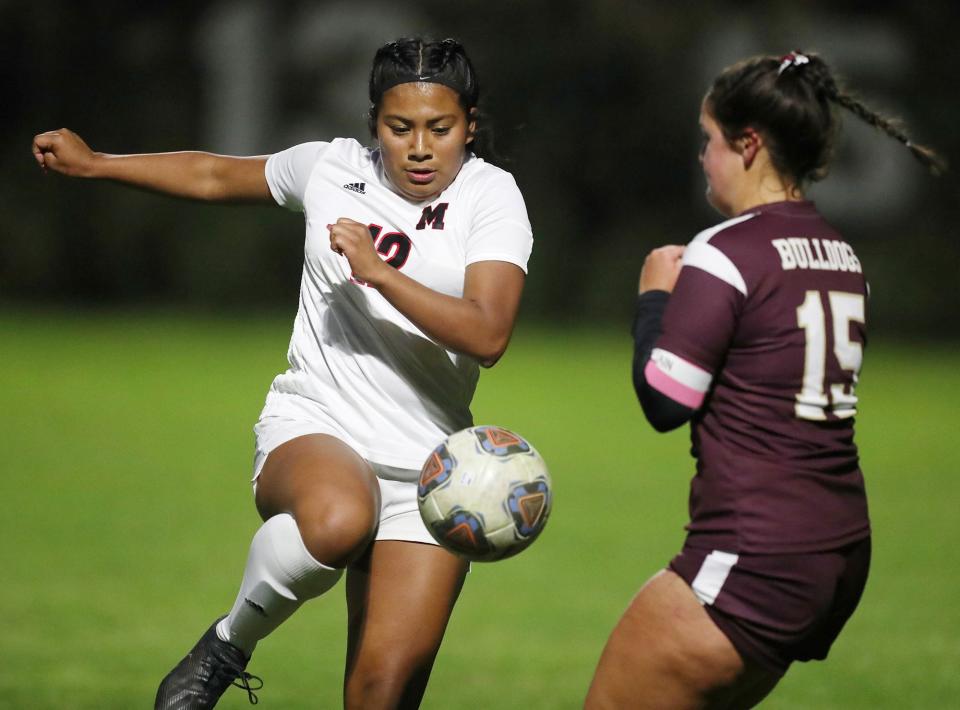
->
xmin=328 ymin=218 xmax=390 ymax=285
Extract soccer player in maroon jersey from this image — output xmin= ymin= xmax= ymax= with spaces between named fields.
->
xmin=585 ymin=52 xmax=945 ymax=709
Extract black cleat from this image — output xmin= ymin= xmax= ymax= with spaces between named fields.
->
xmin=155 ymin=617 xmax=263 ymax=709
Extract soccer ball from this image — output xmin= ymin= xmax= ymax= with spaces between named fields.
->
xmin=417 ymin=425 xmax=552 ymax=562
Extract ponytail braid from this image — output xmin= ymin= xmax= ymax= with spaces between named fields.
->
xmin=796 ymin=53 xmax=946 ymax=175
xmin=708 ymin=51 xmax=947 ymax=186
xmin=831 ymin=87 xmax=947 ymax=176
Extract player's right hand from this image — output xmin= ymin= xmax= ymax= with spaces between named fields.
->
xmin=32 ymin=128 xmax=97 ymax=177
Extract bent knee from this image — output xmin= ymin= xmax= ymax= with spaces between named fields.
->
xmin=296 ymin=498 xmax=379 ymax=568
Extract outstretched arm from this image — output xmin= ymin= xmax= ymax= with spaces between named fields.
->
xmin=32 ymin=128 xmax=273 ymax=204
xmin=328 ymin=218 xmax=523 ymax=367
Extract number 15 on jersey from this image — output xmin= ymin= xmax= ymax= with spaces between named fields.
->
xmin=796 ymin=290 xmax=865 ymax=421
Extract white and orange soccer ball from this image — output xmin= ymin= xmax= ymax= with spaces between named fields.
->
xmin=417 ymin=425 xmax=553 ymax=562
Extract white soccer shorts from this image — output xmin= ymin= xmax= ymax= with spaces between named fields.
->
xmin=252 ymin=414 xmax=436 ymax=547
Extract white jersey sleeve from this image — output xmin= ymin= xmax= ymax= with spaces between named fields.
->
xmin=265 ymin=142 xmax=330 ymax=211
xmin=465 ymin=170 xmax=533 ymax=272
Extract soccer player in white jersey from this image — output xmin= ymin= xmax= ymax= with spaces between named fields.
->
xmin=585 ymin=52 xmax=944 ymax=709
xmin=34 ymin=37 xmax=532 ymax=709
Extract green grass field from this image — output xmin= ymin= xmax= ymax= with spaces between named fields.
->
xmin=2 ymin=310 xmax=957 ymax=709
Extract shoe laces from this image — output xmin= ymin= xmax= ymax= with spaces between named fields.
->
xmin=231 ymin=671 xmax=264 ymax=705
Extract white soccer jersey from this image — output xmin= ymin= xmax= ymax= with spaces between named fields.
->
xmin=258 ymin=138 xmax=533 ymax=469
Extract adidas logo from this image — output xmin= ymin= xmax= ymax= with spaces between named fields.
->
xmin=343 ymin=182 xmax=366 ymax=194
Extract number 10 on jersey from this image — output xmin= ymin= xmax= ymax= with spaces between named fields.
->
xmin=796 ymin=290 xmax=865 ymax=421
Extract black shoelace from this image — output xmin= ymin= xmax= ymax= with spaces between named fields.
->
xmin=231 ymin=671 xmax=264 ymax=705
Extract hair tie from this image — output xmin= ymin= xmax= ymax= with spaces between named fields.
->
xmin=778 ymin=51 xmax=810 ymax=76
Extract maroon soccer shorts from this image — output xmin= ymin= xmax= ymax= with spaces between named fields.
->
xmin=668 ymin=537 xmax=871 ymax=675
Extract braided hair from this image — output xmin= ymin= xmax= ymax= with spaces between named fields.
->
xmin=705 ymin=51 xmax=946 ymax=187
xmin=367 ymin=37 xmax=488 ymax=156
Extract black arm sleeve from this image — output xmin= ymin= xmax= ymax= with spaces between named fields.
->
xmin=631 ymin=291 xmax=696 ymax=432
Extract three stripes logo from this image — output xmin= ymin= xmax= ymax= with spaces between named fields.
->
xmin=343 ymin=182 xmax=366 ymax=194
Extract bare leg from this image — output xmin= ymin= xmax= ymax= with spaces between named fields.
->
xmin=156 ymin=434 xmax=382 ymax=709
xmin=218 ymin=434 xmax=382 ymax=653
xmin=585 ymin=570 xmax=780 ymax=710
xmin=343 ymin=540 xmax=469 ymax=709
xmin=255 ymin=433 xmax=381 ymax=567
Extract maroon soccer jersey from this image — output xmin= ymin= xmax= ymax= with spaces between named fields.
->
xmin=647 ymin=201 xmax=870 ymax=553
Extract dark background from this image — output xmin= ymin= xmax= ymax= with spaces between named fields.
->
xmin=3 ymin=0 xmax=957 ymax=338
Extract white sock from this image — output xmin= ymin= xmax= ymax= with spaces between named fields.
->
xmin=215 ymin=513 xmax=343 ymax=656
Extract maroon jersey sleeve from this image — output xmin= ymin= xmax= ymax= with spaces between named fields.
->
xmin=645 ymin=213 xmax=754 ymax=412
xmin=651 ymin=251 xmax=745 ymax=405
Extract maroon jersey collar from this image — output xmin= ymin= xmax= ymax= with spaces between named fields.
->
xmin=738 ymin=199 xmax=816 ymax=217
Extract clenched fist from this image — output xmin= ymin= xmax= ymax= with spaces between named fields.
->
xmin=638 ymin=245 xmax=685 ymax=294
xmin=32 ymin=128 xmax=99 ymax=177
xmin=328 ymin=218 xmax=391 ymax=286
